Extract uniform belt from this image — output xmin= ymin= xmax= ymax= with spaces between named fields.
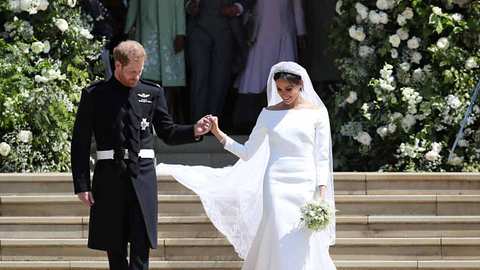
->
xmin=96 ymin=149 xmax=155 ymax=160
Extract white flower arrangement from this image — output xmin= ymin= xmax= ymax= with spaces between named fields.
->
xmin=300 ymin=201 xmax=336 ymax=231
xmin=355 ymin=3 xmax=369 ymax=20
xmin=436 ymin=37 xmax=449 ymax=50
xmin=0 ymin=142 xmax=11 ymax=157
xmin=0 ymin=0 xmax=104 ymax=172
xmin=407 ymin=37 xmax=421 ymax=49
xmin=389 ymin=34 xmax=401 ymax=47
xmin=54 ymin=18 xmax=69 ymax=32
xmin=349 ymin=25 xmax=366 ymax=41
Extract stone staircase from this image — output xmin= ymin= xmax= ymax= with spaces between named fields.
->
xmin=1 ymin=172 xmax=480 ymax=269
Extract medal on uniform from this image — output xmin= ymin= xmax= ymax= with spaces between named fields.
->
xmin=141 ymin=118 xmax=150 ymax=130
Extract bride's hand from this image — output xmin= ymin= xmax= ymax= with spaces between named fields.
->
xmin=206 ymin=115 xmax=219 ymax=134
xmin=316 ymin=185 xmax=327 ymax=202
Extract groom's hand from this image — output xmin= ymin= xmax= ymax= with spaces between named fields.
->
xmin=77 ymin=191 xmax=94 ymax=207
xmin=194 ymin=115 xmax=212 ymax=137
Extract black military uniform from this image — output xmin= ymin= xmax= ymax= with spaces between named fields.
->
xmin=71 ymin=76 xmax=200 ymax=268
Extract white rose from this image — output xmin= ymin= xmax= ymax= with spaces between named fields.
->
xmin=354 ymin=131 xmax=372 ymax=146
xmin=35 ymin=75 xmax=49 ymax=83
xmin=401 ymin=114 xmax=416 ymax=131
xmin=67 ymin=0 xmax=76 ymax=7
xmin=399 ymin=62 xmax=411 ymax=71
xmin=431 ymin=142 xmax=442 ymax=153
xmin=38 ymin=0 xmax=49 ymax=11
xmin=446 ymin=94 xmax=461 ymax=109
xmin=389 ymin=34 xmax=401 ymax=47
xmin=432 ymin=6 xmax=442 ymax=15
xmin=44 ymin=69 xmax=63 ymax=81
xmin=55 ymin=18 xmax=69 ymax=32
xmin=346 ymin=91 xmax=358 ymax=104
xmin=368 ymin=11 xmax=381 ymax=24
xmin=407 ymin=37 xmax=420 ymax=49
xmin=376 ymin=0 xmax=394 ymax=10
xmin=42 ymin=40 xmax=50 ymax=53
xmin=387 ymin=123 xmax=397 ymax=133
xmin=425 ymin=150 xmax=441 ymax=161
xmin=402 ymin=7 xmax=414 ymax=19
xmin=17 ymin=130 xmax=32 ymax=143
xmin=359 ymin=45 xmax=374 ymax=58
xmin=9 ymin=0 xmax=21 ymax=11
xmin=20 ymin=0 xmax=34 ymax=13
xmin=436 ymin=37 xmax=449 ymax=49
xmin=355 ymin=3 xmax=369 ymax=20
xmin=0 ymin=142 xmax=11 ymax=157
xmin=412 ymin=68 xmax=424 ymax=81
xmin=335 ymin=0 xmax=343 ymax=15
xmin=465 ymin=57 xmax=478 ymax=69
xmin=411 ymin=52 xmax=422 ymax=64
xmin=397 ymin=14 xmax=407 ymax=26
xmin=376 ymin=126 xmax=388 ymax=138
xmin=79 ymin=28 xmax=93 ymax=39
xmin=396 ymin=28 xmax=409 ymax=40
xmin=391 ymin=48 xmax=398 ymax=59
xmin=378 ymin=12 xmax=389 ymax=24
xmin=451 ymin=13 xmax=463 ymax=21
xmin=31 ymin=41 xmax=44 ymax=54
xmin=349 ymin=26 xmax=366 ymax=42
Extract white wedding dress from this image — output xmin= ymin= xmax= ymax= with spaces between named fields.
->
xmin=228 ymin=108 xmax=336 ymax=270
xmin=157 ymin=62 xmax=336 ymax=270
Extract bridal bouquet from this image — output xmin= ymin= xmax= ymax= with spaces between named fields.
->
xmin=300 ymin=200 xmax=336 ymax=231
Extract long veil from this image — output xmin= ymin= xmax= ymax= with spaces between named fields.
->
xmin=157 ymin=61 xmax=335 ymax=259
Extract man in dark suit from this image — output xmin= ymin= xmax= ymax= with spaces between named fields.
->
xmin=186 ymin=0 xmax=255 ymax=122
xmin=71 ymin=40 xmax=211 ymax=270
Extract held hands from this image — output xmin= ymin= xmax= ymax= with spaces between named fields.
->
xmin=77 ymin=192 xmax=94 ymax=207
xmin=205 ymin=115 xmax=219 ymax=134
xmin=194 ymin=115 xmax=213 ymax=137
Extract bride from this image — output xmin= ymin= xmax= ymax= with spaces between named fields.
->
xmin=157 ymin=61 xmax=336 ymax=270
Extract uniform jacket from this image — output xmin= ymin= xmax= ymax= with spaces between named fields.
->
xmin=71 ymin=76 xmax=199 ymax=251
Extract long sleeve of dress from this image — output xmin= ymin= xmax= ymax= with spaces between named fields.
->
xmin=292 ymin=0 xmax=306 ymax=36
xmin=224 ymin=111 xmax=267 ymax=161
xmin=314 ymin=113 xmax=331 ymax=187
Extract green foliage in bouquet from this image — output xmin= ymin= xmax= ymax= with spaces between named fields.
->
xmin=300 ymin=201 xmax=336 ymax=231
xmin=330 ymin=0 xmax=480 ymax=171
xmin=0 ymin=0 xmax=104 ymax=172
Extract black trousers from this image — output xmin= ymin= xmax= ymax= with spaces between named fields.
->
xmin=107 ymin=178 xmax=150 ymax=270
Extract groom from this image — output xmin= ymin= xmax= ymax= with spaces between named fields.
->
xmin=71 ymin=40 xmax=212 ymax=270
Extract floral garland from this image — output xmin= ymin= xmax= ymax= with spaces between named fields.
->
xmin=0 ymin=0 xmax=104 ymax=172
xmin=330 ymin=0 xmax=480 ymax=171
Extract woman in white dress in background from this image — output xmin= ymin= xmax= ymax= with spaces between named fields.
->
xmin=157 ymin=61 xmax=336 ymax=270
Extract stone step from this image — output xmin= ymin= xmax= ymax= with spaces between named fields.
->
xmin=1 ymin=216 xmax=480 ymax=239
xmin=2 ymin=173 xmax=480 ymax=196
xmin=1 ymin=194 xmax=479 ymax=216
xmin=1 ymin=260 xmax=479 ymax=269
xmin=1 ymin=237 xmax=480 ymax=261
